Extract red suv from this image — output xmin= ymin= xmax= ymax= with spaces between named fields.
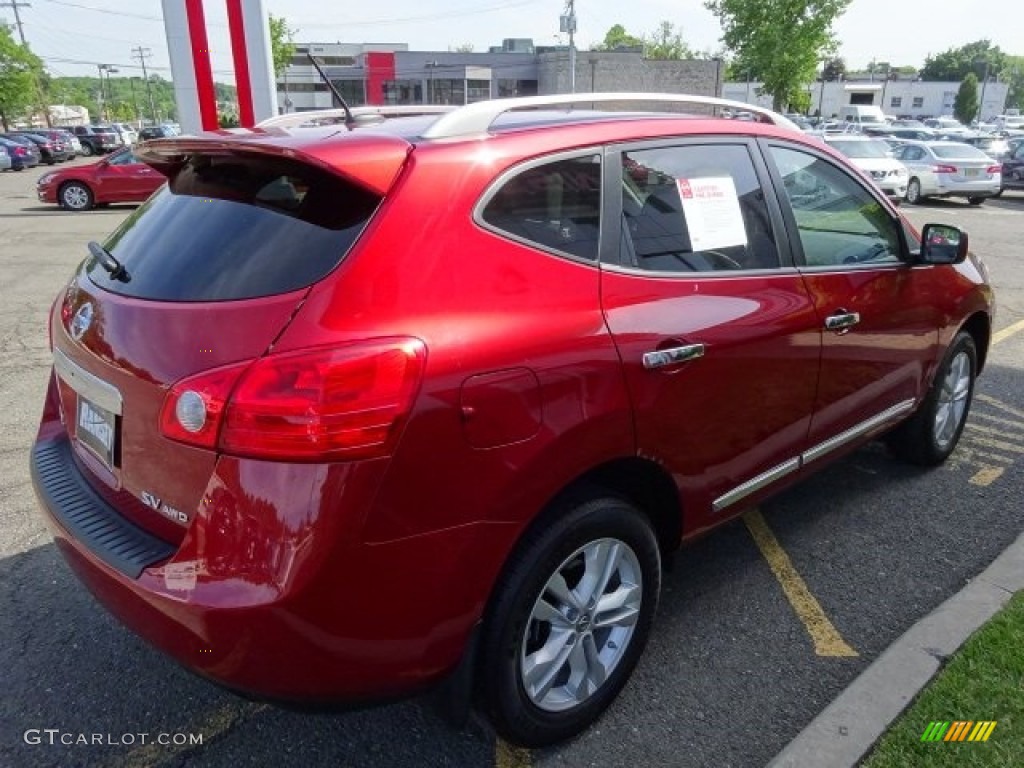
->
xmin=32 ymin=94 xmax=993 ymax=746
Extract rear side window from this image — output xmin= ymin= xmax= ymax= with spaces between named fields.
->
xmin=480 ymin=155 xmax=601 ymax=261
xmin=89 ymin=154 xmax=380 ymax=301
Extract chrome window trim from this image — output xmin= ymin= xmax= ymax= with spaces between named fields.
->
xmin=602 ymin=264 xmax=801 ymax=279
xmin=713 ymin=457 xmax=801 ymax=513
xmin=53 ymin=348 xmax=123 ymax=416
xmin=802 ymin=399 xmax=915 ymax=464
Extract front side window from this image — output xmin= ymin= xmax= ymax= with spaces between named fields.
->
xmin=768 ymin=145 xmax=901 ymax=268
xmin=618 ymin=143 xmax=780 ymax=273
xmin=480 ymin=155 xmax=601 ymax=261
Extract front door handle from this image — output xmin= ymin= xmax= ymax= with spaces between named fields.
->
xmin=643 ymin=343 xmax=705 ymax=370
xmin=824 ymin=311 xmax=861 ymax=333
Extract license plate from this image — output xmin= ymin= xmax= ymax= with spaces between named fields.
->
xmin=77 ymin=395 xmax=117 ymax=469
xmin=963 ymin=168 xmax=979 ymax=177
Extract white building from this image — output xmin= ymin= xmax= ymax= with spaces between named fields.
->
xmin=723 ymin=78 xmax=1010 ymax=121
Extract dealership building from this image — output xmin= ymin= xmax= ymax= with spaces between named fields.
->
xmin=723 ymin=77 xmax=1010 ymax=121
xmin=276 ymin=40 xmax=723 ymax=112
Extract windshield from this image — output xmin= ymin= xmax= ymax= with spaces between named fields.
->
xmin=829 ymin=140 xmax=892 ymax=159
xmin=932 ymin=144 xmax=989 ymax=160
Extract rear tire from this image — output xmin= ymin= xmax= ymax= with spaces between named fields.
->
xmin=967 ymin=196 xmax=985 ymax=205
xmin=887 ymin=331 xmax=976 ymax=466
xmin=480 ymin=493 xmax=661 ymax=747
xmin=906 ymin=178 xmax=924 ymax=205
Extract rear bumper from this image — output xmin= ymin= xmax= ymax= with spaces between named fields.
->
xmin=30 ymin=431 xmax=505 ymax=703
xmin=930 ymin=178 xmax=1001 ymax=197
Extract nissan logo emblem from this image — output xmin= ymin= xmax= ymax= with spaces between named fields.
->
xmin=70 ymin=302 xmax=94 ymax=341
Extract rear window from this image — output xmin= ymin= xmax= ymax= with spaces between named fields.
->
xmin=931 ymin=144 xmax=989 ymax=160
xmin=88 ymin=154 xmax=381 ymax=301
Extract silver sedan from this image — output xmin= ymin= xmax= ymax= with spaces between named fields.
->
xmin=893 ymin=141 xmax=1001 ymax=205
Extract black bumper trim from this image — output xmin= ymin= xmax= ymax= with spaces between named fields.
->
xmin=31 ymin=439 xmax=176 ymax=578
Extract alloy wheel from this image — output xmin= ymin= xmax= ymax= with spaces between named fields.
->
xmin=520 ymin=538 xmax=642 ymax=713
xmin=933 ymin=350 xmax=971 ymax=450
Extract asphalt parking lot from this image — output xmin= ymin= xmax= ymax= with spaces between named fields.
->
xmin=1 ymin=160 xmax=1022 ymax=768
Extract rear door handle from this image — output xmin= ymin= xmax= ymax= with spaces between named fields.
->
xmin=643 ymin=343 xmax=705 ymax=370
xmin=824 ymin=311 xmax=861 ymax=332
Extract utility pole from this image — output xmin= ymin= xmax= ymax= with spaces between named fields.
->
xmin=132 ymin=46 xmax=158 ymax=125
xmin=560 ymin=0 xmax=576 ymax=93
xmin=0 ymin=0 xmax=29 ymax=45
xmin=2 ymin=1 xmax=51 ymax=126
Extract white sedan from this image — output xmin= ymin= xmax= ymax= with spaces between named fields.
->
xmin=892 ymin=141 xmax=1002 ymax=205
xmin=823 ymin=136 xmax=909 ymax=203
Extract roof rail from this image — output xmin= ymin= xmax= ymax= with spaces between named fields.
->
xmin=257 ymin=105 xmax=454 ymax=130
xmin=420 ymin=92 xmax=801 ymax=140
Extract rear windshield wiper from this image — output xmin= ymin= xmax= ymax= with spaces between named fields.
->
xmin=88 ymin=241 xmax=130 ymax=282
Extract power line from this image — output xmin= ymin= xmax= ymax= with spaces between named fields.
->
xmin=38 ymin=0 xmax=163 ymax=22
xmin=0 ymin=0 xmax=30 ymax=45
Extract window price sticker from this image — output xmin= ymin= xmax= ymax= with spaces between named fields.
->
xmin=676 ymin=176 xmax=748 ymax=251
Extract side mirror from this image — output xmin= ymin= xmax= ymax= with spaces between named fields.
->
xmin=920 ymin=224 xmax=969 ymax=264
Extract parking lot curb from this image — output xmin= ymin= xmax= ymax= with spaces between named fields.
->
xmin=767 ymin=530 xmax=1024 ymax=768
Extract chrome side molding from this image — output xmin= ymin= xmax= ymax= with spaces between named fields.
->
xmin=712 ymin=399 xmax=916 ymax=513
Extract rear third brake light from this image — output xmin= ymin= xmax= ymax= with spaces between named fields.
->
xmin=160 ymin=339 xmax=427 ymax=461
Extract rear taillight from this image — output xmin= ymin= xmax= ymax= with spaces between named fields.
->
xmin=15 ymin=147 xmax=27 ymax=156
xmin=934 ymin=164 xmax=958 ymax=174
xmin=986 ymin=165 xmax=1001 ymax=174
xmin=160 ymin=339 xmax=427 ymax=461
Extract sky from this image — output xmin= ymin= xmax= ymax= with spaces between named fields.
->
xmin=3 ymin=0 xmax=1019 ymax=84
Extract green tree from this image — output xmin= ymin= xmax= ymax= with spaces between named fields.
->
xmin=954 ymin=73 xmax=979 ymax=123
xmin=1003 ymin=55 xmax=1024 ymax=111
xmin=269 ymin=14 xmax=296 ymax=78
xmin=0 ymin=26 xmax=44 ymax=130
xmin=591 ymin=24 xmax=644 ymax=51
xmin=822 ymin=57 xmax=846 ymax=81
xmin=921 ymin=40 xmax=1006 ymax=82
xmin=705 ymin=0 xmax=852 ymax=111
xmin=644 ymin=21 xmax=692 ymax=60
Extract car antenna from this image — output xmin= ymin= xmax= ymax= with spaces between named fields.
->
xmin=307 ymin=53 xmax=355 ymax=128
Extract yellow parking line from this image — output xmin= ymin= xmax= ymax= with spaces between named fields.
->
xmin=743 ymin=509 xmax=858 ymax=658
xmin=969 ymin=466 xmax=1005 ymax=487
xmin=962 ymin=434 xmax=1024 ymax=454
xmin=976 ymin=394 xmax=1024 ymax=421
xmin=112 ymin=702 xmax=268 ymax=768
xmin=992 ymin=317 xmax=1024 ymax=346
xmin=495 ymin=738 xmax=532 ymax=768
xmin=963 ymin=422 xmax=1024 ymax=444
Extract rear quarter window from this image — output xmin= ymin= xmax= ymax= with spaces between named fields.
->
xmin=89 ymin=154 xmax=380 ymax=301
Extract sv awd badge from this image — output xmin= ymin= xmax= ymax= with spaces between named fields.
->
xmin=140 ymin=491 xmax=188 ymax=525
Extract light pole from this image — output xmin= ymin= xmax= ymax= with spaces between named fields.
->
xmin=425 ymin=60 xmax=439 ymax=104
xmin=97 ymin=64 xmax=118 ymax=121
xmin=976 ymin=59 xmax=991 ymax=123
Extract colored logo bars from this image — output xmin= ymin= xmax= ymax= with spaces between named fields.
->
xmin=921 ymin=721 xmax=997 ymax=742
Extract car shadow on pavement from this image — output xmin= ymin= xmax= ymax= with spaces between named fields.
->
xmin=0 ymin=544 xmax=498 ymax=768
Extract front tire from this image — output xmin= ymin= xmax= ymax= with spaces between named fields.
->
xmin=59 ymin=182 xmax=94 ymax=211
xmin=888 ymin=331 xmax=977 ymax=466
xmin=967 ymin=196 xmax=985 ymax=206
xmin=79 ymin=142 xmax=94 ymax=157
xmin=480 ymin=494 xmax=661 ymax=747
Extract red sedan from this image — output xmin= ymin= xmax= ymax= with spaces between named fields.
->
xmin=36 ymin=147 xmax=165 ymax=211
